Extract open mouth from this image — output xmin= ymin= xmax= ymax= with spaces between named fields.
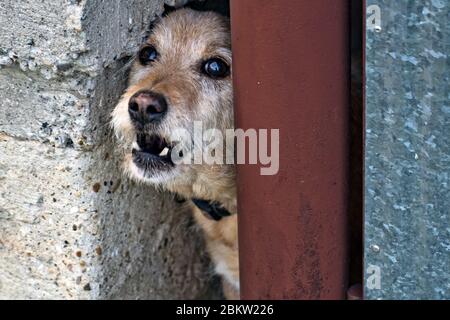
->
xmin=132 ymin=133 xmax=175 ymax=171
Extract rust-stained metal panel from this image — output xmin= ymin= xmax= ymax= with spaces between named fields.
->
xmin=231 ymin=0 xmax=350 ymax=299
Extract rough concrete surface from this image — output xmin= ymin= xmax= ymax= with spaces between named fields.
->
xmin=0 ymin=0 xmax=216 ymax=299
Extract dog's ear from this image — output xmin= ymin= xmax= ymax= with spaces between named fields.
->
xmin=186 ymin=0 xmax=230 ymax=17
xmin=162 ymin=4 xmax=177 ymax=17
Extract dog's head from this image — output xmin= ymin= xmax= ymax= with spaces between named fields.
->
xmin=112 ymin=9 xmax=234 ymax=198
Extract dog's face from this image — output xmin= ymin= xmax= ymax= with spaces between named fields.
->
xmin=112 ymin=9 xmax=233 ymax=193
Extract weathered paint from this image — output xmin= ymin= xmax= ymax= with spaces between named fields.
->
xmin=231 ymin=0 xmax=350 ymax=299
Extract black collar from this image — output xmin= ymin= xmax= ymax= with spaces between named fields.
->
xmin=192 ymin=198 xmax=232 ymax=221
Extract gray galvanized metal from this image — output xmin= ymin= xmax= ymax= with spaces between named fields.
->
xmin=365 ymin=0 xmax=450 ymax=299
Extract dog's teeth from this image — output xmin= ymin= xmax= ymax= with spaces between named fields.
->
xmin=159 ymin=147 xmax=169 ymax=157
xmin=132 ymin=141 xmax=141 ymax=151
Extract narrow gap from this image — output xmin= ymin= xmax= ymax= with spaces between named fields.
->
xmin=349 ymin=0 xmax=364 ymax=294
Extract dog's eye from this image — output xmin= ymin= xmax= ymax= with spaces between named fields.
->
xmin=139 ymin=46 xmax=158 ymax=65
xmin=202 ymin=58 xmax=230 ymax=79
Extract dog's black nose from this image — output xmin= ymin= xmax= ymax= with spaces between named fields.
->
xmin=128 ymin=90 xmax=168 ymax=124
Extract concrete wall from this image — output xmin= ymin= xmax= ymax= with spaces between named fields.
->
xmin=0 ymin=0 xmax=215 ymax=299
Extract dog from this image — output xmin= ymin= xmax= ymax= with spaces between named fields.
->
xmin=111 ymin=8 xmax=239 ymax=299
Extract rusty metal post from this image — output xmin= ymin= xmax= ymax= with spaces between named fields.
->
xmin=230 ymin=0 xmax=350 ymax=299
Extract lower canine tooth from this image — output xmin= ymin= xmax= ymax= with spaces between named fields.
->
xmin=132 ymin=141 xmax=141 ymax=151
xmin=159 ymin=147 xmax=169 ymax=157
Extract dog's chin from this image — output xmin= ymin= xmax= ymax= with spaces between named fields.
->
xmin=127 ymin=159 xmax=180 ymax=186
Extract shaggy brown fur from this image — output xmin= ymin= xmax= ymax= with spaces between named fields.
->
xmin=111 ymin=9 xmax=239 ymax=299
